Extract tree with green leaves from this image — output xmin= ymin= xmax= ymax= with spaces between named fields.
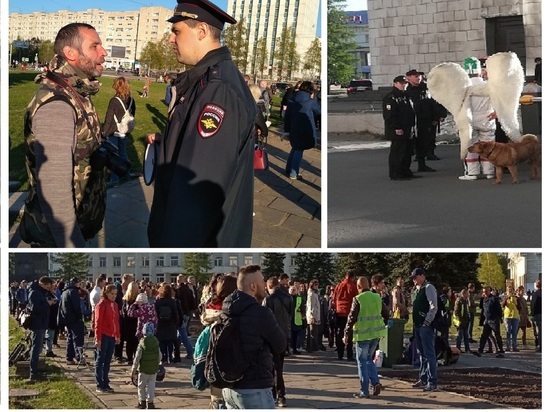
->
xmin=223 ymin=20 xmax=249 ymax=73
xmin=253 ymin=37 xmax=268 ymax=81
xmin=477 ymin=253 xmax=507 ymax=291
xmin=292 ymin=253 xmax=335 ymax=287
xmin=184 ymin=253 xmax=214 ymax=283
xmin=50 ymin=253 xmax=89 ymax=281
xmin=302 ymin=38 xmax=322 ymax=80
xmin=38 ymin=40 xmax=55 ymax=66
xmin=262 ymin=253 xmax=287 ymax=278
xmin=327 ymin=0 xmax=358 ymax=85
xmin=139 ymin=32 xmax=179 ymax=73
xmin=272 ymin=26 xmax=300 ymax=81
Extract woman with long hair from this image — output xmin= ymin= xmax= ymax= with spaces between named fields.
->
xmin=122 ymin=281 xmax=140 ymax=364
xmin=94 ymin=284 xmax=121 ymax=393
xmin=154 ymin=284 xmax=179 ymax=363
xmin=502 ymin=286 xmax=520 ymax=352
xmin=102 ymin=76 xmax=135 ymax=187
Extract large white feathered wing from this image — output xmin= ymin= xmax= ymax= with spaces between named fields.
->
xmin=486 ymin=52 xmax=524 ymax=141
xmin=427 ymin=62 xmax=473 ymax=158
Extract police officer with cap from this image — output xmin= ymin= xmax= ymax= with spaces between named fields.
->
xmin=146 ymin=0 xmax=257 ymax=247
xmin=383 ymin=75 xmax=417 ymax=180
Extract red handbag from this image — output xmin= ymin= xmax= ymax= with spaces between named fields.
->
xmin=254 ymin=135 xmax=269 ymax=170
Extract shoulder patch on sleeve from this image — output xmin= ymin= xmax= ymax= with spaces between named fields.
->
xmin=198 ymin=103 xmax=225 ymax=138
xmin=386 ymin=104 xmax=392 ymax=110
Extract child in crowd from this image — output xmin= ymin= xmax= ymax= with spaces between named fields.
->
xmin=131 ymin=322 xmax=162 ymax=409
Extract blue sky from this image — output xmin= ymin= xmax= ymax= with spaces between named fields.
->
xmin=9 ymin=0 xmax=322 ymax=36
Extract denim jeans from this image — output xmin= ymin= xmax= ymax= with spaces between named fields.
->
xmin=456 ymin=327 xmax=470 ymax=351
xmin=66 ymin=320 xmax=85 ymax=361
xmin=107 ymin=135 xmax=130 ymax=184
xmin=95 ymin=334 xmax=115 ymax=389
xmin=44 ymin=328 xmax=55 ymax=352
xmin=533 ymin=314 xmax=542 ymax=348
xmin=414 ymin=325 xmax=437 ymax=386
xmin=179 ymin=315 xmax=194 ymax=355
xmin=285 ymin=148 xmax=304 ymax=177
xmin=355 ymin=338 xmax=380 ymax=395
xmin=505 ymin=317 xmax=519 ymax=350
xmin=222 ymin=387 xmax=275 ymax=409
xmin=30 ymin=329 xmax=46 ymax=377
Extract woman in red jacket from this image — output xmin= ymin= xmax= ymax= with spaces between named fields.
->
xmin=94 ymin=284 xmax=121 ymax=393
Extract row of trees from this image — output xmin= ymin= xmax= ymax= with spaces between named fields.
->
xmin=38 ymin=253 xmax=508 ymax=293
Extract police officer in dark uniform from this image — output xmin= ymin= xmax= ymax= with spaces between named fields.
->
xmin=405 ymin=69 xmax=437 ymax=172
xmin=146 ymin=0 xmax=257 ymax=247
xmin=383 ymin=75 xmax=417 ymax=181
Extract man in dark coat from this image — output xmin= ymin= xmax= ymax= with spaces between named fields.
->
xmin=221 ymin=265 xmax=287 ymax=409
xmin=476 ymin=286 xmax=505 ymax=357
xmin=146 ymin=0 xmax=257 ymax=247
xmin=264 ymin=276 xmax=293 ymax=407
xmin=58 ymin=277 xmax=85 ymax=365
xmin=383 ymin=75 xmax=417 ymax=180
xmin=28 ymin=276 xmax=55 ymax=381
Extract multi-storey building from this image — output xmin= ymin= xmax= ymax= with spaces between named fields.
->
xmin=47 ymin=253 xmax=298 ymax=284
xmin=507 ymin=253 xmax=542 ymax=292
xmin=345 ymin=10 xmax=370 ymax=79
xmin=9 ymin=7 xmax=173 ymax=68
xmin=227 ymin=0 xmax=320 ymax=80
xmin=367 ymin=0 xmax=542 ymax=88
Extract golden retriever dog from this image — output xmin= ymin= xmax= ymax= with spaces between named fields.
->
xmin=468 ymin=134 xmax=541 ymax=184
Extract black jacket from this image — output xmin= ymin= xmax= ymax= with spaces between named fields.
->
xmin=177 ymin=282 xmax=195 ymax=316
xmin=383 ymin=87 xmax=416 ymax=140
xmin=154 ymin=297 xmax=179 ymax=341
xmin=531 ymin=289 xmax=541 ymax=316
xmin=58 ymin=283 xmax=83 ymax=327
xmin=148 ymin=47 xmax=257 ymax=247
xmin=223 ymin=290 xmax=286 ymax=389
xmin=102 ymin=95 xmax=136 ymax=137
xmin=264 ymin=286 xmax=293 ymax=339
xmin=28 ymin=281 xmax=50 ymax=331
xmin=483 ymin=295 xmax=503 ymax=322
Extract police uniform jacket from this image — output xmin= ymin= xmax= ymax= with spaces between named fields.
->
xmin=405 ymin=82 xmax=434 ymax=121
xmin=382 ymin=87 xmax=416 ymax=140
xmin=148 ymin=46 xmax=257 ymax=247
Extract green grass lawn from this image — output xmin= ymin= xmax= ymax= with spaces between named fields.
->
xmin=9 ymin=316 xmax=97 ymax=409
xmin=9 ymin=70 xmax=170 ymax=191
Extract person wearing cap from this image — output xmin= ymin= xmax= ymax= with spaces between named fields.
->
xmin=383 ymin=75 xmax=417 ymax=180
xmin=410 ymin=268 xmax=439 ymax=392
xmin=534 ymin=57 xmax=542 ymax=86
xmin=131 ymin=322 xmax=162 ymax=409
xmin=58 ymin=277 xmax=86 ymax=366
xmin=458 ymin=57 xmax=496 ymax=181
xmin=146 ymin=0 xmax=257 ymax=247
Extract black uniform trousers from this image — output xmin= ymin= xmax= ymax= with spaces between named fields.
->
xmin=389 ymin=137 xmax=414 ymax=179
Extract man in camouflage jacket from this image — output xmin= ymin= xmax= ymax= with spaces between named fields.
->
xmin=20 ymin=23 xmax=108 ymax=247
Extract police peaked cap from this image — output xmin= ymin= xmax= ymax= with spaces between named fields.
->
xmin=168 ymin=0 xmax=237 ymax=30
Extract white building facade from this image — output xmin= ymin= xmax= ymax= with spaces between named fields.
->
xmin=367 ymin=0 xmax=542 ymax=88
xmin=9 ymin=7 xmax=173 ymax=68
xmin=507 ymin=252 xmax=542 ymax=292
xmin=49 ymin=253 xmax=298 ymax=285
xmin=228 ymin=0 xmax=320 ymax=80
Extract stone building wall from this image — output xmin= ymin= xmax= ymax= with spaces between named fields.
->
xmin=367 ymin=0 xmax=541 ymax=88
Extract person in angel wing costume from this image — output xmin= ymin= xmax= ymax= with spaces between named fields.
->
xmin=426 ymin=52 xmax=524 ymax=180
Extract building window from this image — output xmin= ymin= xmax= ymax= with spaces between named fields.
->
xmin=113 ymin=274 xmax=121 ymax=283
xmin=169 ymin=274 xmax=178 ymax=284
xmin=113 ymin=257 xmax=121 ymax=267
xmin=229 ymin=255 xmax=238 ymax=267
xmin=99 ymin=257 xmax=107 ymax=267
xmin=157 ymin=256 xmax=165 ymax=267
xmin=214 ymin=256 xmax=223 ymax=266
xmin=127 ymin=256 xmax=135 ymax=267
xmin=171 ymin=256 xmax=179 ymax=266
xmin=142 ymin=275 xmax=150 ymax=283
xmin=88 ymin=257 xmax=93 ymax=267
xmin=290 ymin=255 xmax=297 ymax=267
xmin=156 ymin=274 xmax=165 ymax=284
xmin=244 ymin=255 xmax=253 ymax=266
xmin=142 ymin=256 xmax=150 ymax=267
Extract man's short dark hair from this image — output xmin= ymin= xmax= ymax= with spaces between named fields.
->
xmin=279 ymin=273 xmax=289 ymax=280
xmin=371 ymin=274 xmax=384 ymax=286
xmin=267 ymin=276 xmax=279 ymax=288
xmin=54 ymin=23 xmax=96 ymax=56
xmin=238 ymin=265 xmax=262 ymax=277
xmin=39 ymin=276 xmax=54 ymax=286
xmin=345 ymin=269 xmax=356 ymax=279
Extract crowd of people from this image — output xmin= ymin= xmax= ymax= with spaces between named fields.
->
xmin=12 ymin=265 xmax=541 ymax=408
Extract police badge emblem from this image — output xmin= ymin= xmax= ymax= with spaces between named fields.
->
xmin=198 ymin=103 xmax=225 ymax=138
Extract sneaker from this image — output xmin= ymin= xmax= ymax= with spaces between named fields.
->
xmin=353 ymin=392 xmax=369 ymax=399
xmin=412 ymin=380 xmax=426 ymax=388
xmin=372 ymin=383 xmax=382 ymax=396
xmin=512 ymin=348 xmax=520 ymax=352
xmin=104 ymin=386 xmax=115 ymax=393
xmin=45 ymin=351 xmax=57 ymax=358
xmin=496 ymin=353 xmax=505 ymax=358
xmin=458 ymin=175 xmax=478 ymax=180
xmin=66 ymin=359 xmax=76 ymax=365
xmin=276 ymin=397 xmax=287 ymax=407
xmin=486 ymin=175 xmax=495 ymax=179
xmin=423 ymin=383 xmax=438 ymax=392
xmin=471 ymin=351 xmax=481 ymax=357
xmin=137 ymin=401 xmax=146 ymax=409
xmin=96 ymin=387 xmax=107 ymax=393
xmin=147 ymin=402 xmax=156 ymax=409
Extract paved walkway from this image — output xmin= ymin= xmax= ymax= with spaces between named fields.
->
xmin=9 ymin=128 xmax=321 ymax=248
xmin=15 ymin=331 xmax=541 ymax=409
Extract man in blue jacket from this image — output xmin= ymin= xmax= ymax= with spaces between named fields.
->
xmin=28 ymin=276 xmax=55 ymax=381
xmin=58 ymin=277 xmax=85 ymax=365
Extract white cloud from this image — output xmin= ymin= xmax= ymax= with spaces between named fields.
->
xmin=345 ymin=0 xmax=368 ymax=10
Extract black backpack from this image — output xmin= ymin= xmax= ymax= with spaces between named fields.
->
xmin=432 ymin=294 xmax=449 ymax=333
xmin=158 ymin=305 xmax=172 ymax=321
xmin=205 ymin=308 xmax=251 ymax=389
